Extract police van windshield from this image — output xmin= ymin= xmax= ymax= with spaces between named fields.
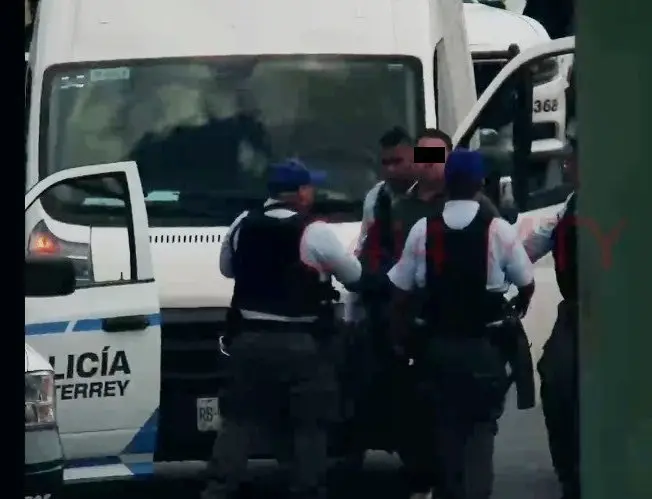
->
xmin=40 ymin=55 xmax=424 ymax=226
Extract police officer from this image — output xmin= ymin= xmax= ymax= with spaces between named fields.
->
xmin=387 ymin=149 xmax=536 ymax=499
xmin=522 ymin=125 xmax=579 ymax=499
xmin=354 ymin=126 xmax=415 ymax=275
xmin=342 ymin=127 xmax=415 ymax=455
xmin=202 ymin=159 xmax=362 ymax=499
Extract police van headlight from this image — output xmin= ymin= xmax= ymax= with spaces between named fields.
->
xmin=27 ymin=221 xmax=94 ymax=286
xmin=25 ymin=371 xmax=56 ymax=428
xmin=531 ymin=58 xmax=559 ymax=86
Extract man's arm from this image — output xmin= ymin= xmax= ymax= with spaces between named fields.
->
xmin=343 ymin=182 xmax=382 ymax=322
xmin=354 ymin=182 xmax=382 ymax=255
xmin=521 ymin=199 xmax=571 ymax=263
xmin=387 ymin=219 xmax=426 ymax=351
xmin=219 ymin=211 xmax=249 ymax=278
xmin=493 ymin=218 xmax=536 ymax=315
xmin=302 ymin=222 xmax=362 ymax=286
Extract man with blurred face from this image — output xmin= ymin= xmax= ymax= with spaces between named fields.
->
xmin=345 ymin=127 xmax=416 ymax=318
xmin=341 ymin=127 xmax=416 ymax=488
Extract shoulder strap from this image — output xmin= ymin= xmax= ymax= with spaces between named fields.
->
xmin=374 ymin=183 xmax=394 ymax=251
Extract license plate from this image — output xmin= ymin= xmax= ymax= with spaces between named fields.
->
xmin=196 ymin=397 xmax=221 ymax=432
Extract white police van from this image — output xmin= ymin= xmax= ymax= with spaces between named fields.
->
xmin=25 ymin=0 xmax=574 ymax=484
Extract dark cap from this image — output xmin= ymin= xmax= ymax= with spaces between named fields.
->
xmin=445 ymin=149 xmax=486 ymax=185
xmin=267 ymin=159 xmax=326 ymax=192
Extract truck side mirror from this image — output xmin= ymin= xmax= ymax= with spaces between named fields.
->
xmin=25 ymin=256 xmax=76 ymax=297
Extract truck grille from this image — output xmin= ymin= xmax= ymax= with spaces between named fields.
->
xmin=156 ymin=309 xmax=230 ymax=462
xmin=532 ymin=122 xmax=557 ymax=141
xmin=150 ymin=233 xmax=222 ymax=244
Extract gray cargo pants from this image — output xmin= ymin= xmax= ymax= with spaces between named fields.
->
xmin=201 ymin=331 xmax=338 ymax=499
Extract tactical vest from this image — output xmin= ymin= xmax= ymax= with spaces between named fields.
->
xmin=424 ymin=208 xmax=506 ymax=334
xmin=231 ymin=203 xmax=327 ymax=318
xmin=552 ymin=194 xmax=578 ymax=302
xmin=359 ymin=183 xmax=396 ymax=274
xmin=393 ymin=192 xmax=446 ymax=249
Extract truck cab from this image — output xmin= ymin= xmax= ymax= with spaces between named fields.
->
xmin=25 ymin=0 xmax=575 ymax=483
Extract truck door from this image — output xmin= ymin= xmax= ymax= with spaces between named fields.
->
xmin=25 ymin=162 xmax=161 ymax=482
xmin=452 ymin=36 xmax=575 ymax=366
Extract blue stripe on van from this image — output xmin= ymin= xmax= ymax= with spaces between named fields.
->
xmin=25 ymin=314 xmax=162 ymax=336
xmin=24 ymin=321 xmax=69 ymax=335
xmin=123 ymin=408 xmax=159 ymax=455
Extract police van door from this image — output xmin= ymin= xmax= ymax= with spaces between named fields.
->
xmin=25 ymin=162 xmax=161 ymax=480
xmin=451 ymin=36 xmax=575 ymax=368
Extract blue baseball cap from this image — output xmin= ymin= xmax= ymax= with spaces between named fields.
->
xmin=267 ymin=159 xmax=327 ymax=191
xmin=445 ymin=149 xmax=486 ymax=185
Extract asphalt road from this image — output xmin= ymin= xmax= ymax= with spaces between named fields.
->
xmin=64 ymin=384 xmax=560 ymax=499
xmin=66 ymin=255 xmax=563 ymax=499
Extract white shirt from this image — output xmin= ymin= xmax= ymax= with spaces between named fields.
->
xmin=387 ymin=200 xmax=534 ymax=293
xmin=344 ymin=181 xmax=400 ymax=322
xmin=522 ymin=193 xmax=575 ymax=263
xmin=220 ymin=199 xmax=362 ymax=321
xmin=354 ymin=180 xmax=402 ymax=254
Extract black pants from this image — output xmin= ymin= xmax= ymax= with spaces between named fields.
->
xmin=538 ymin=302 xmax=580 ymax=499
xmin=419 ymin=334 xmax=508 ymax=499
xmin=344 ymin=315 xmax=435 ymax=495
xmin=431 ymin=418 xmax=497 ymax=499
xmin=202 ymin=331 xmax=338 ymax=499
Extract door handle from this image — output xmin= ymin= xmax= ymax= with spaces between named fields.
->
xmin=102 ymin=315 xmax=150 ymax=333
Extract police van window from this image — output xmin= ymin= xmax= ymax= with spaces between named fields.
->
xmin=458 ymin=52 xmax=573 ymax=211
xmin=40 ymin=56 xmax=425 ymax=227
xmin=26 ymin=174 xmax=137 ymax=287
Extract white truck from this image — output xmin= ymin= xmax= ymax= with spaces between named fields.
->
xmin=25 ymin=0 xmax=574 ymax=484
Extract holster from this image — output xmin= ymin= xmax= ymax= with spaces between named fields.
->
xmin=419 ymin=333 xmax=509 ymax=422
xmin=490 ymin=317 xmax=536 ymax=410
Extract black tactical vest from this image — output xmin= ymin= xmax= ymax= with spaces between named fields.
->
xmin=424 ymin=208 xmax=506 ymax=334
xmin=393 ymin=192 xmax=446 ymax=249
xmin=231 ymin=203 xmax=326 ymax=318
xmin=359 ymin=183 xmax=397 ymax=274
xmin=552 ymin=194 xmax=578 ymax=302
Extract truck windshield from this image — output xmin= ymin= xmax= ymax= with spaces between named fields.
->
xmin=40 ymin=56 xmax=424 ymax=226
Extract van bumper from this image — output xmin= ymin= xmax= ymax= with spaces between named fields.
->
xmin=25 ymin=427 xmax=64 ymax=499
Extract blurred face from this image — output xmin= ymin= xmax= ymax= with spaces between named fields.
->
xmin=297 ymin=184 xmax=315 ymax=208
xmin=415 ymin=136 xmax=450 ymax=183
xmin=381 ymin=143 xmax=414 ymax=190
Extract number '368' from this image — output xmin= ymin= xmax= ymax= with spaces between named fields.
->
xmin=533 ymin=99 xmax=558 ymax=113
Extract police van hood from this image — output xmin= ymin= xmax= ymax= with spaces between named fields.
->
xmin=463 ymin=3 xmax=550 ymax=52
xmin=25 ymin=343 xmax=54 ymax=374
xmin=107 ymin=223 xmax=362 ymax=309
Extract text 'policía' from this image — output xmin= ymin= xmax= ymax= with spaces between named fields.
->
xmin=48 ymin=347 xmax=131 ymax=400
